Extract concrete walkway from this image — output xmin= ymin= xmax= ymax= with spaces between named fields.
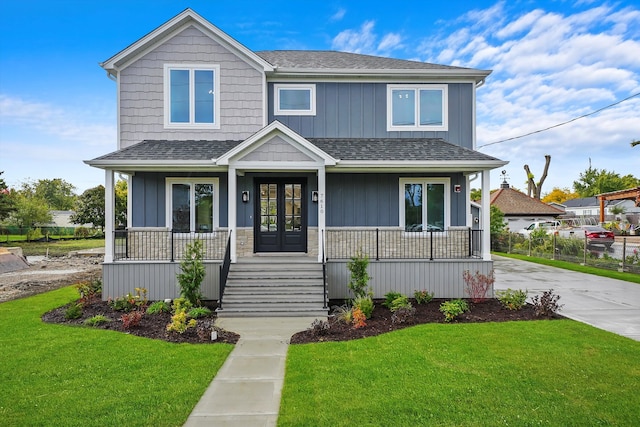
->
xmin=183 ymin=317 xmax=321 ymax=427
xmin=493 ymin=255 xmax=640 ymax=341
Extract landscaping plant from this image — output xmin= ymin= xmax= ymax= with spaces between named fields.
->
xmin=389 ymin=295 xmax=412 ymax=312
xmin=463 ymin=270 xmax=495 ymax=303
xmin=496 ymin=288 xmax=528 ymax=310
xmin=414 ymin=289 xmax=434 ymax=304
xmin=383 ymin=291 xmax=404 ymax=309
xmin=351 ymin=307 xmax=367 ymax=328
xmin=167 ymin=298 xmax=197 ymax=334
xmin=177 ymin=239 xmax=206 ymax=306
xmin=347 ymin=250 xmax=371 ymax=299
xmin=439 ymin=299 xmax=470 ymax=322
xmin=146 ymin=300 xmax=172 ymax=314
xmin=352 ymin=295 xmax=374 ymax=319
xmin=531 ymin=289 xmax=563 ymax=317
xmin=120 ymin=310 xmax=144 ymax=329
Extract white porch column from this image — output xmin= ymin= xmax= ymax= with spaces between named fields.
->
xmin=104 ymin=170 xmax=115 ymax=263
xmin=228 ymin=166 xmax=237 ymax=263
xmin=317 ymin=166 xmax=326 ymax=262
xmin=481 ymin=170 xmax=491 ymax=261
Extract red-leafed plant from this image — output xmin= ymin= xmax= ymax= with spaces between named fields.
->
xmin=463 ymin=270 xmax=495 ymax=303
xmin=121 ymin=311 xmax=143 ymax=329
xmin=352 ymin=307 xmax=367 ymax=329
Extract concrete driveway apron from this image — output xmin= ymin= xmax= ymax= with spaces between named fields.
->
xmin=493 ymin=255 xmax=640 ymax=341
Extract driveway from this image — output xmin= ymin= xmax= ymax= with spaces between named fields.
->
xmin=492 ymin=255 xmax=640 ymax=341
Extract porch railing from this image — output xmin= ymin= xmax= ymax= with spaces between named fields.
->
xmin=325 ymin=228 xmax=483 ymax=260
xmin=218 ymin=230 xmax=232 ymax=310
xmin=114 ymin=229 xmax=228 ymax=261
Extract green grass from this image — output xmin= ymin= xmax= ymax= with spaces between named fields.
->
xmin=0 ymin=287 xmax=234 ymax=426
xmin=495 ymin=251 xmax=640 ymax=284
xmin=279 ymin=321 xmax=640 ymax=426
xmin=2 ymin=238 xmax=105 ymax=257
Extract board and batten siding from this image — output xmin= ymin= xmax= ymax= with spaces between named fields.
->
xmin=326 ymin=173 xmax=468 ymax=227
xmin=118 ymin=26 xmax=264 ymax=148
xmin=267 ymin=82 xmax=474 ymax=147
xmin=326 ymin=259 xmax=493 ymax=299
xmin=102 ymin=262 xmax=221 ymax=301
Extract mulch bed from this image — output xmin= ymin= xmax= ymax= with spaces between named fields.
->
xmin=290 ymin=299 xmax=563 ymax=344
xmin=42 ymin=298 xmax=562 ymax=345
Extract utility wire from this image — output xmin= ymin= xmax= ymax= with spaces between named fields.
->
xmin=478 ymin=91 xmax=640 ymax=149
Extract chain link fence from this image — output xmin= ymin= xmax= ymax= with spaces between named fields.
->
xmin=492 ymin=231 xmax=640 ymax=275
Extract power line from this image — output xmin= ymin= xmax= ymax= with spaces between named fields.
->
xmin=478 ymin=91 xmax=640 ymax=149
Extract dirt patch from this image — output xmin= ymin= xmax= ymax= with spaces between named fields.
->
xmin=0 ymin=255 xmax=102 ymax=302
xmin=290 ymin=299 xmax=563 ymax=344
xmin=41 ymin=300 xmax=240 ymax=344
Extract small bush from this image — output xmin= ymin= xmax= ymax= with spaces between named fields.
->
xmin=177 ymin=240 xmax=206 ymax=306
xmin=347 ymin=251 xmax=371 ymax=298
xmin=109 ymin=288 xmax=148 ymax=312
xmin=84 ymin=314 xmax=111 ymax=327
xmin=121 ymin=311 xmax=143 ymax=329
xmin=439 ymin=299 xmax=469 ymax=322
xmin=187 ymin=306 xmax=212 ymax=319
xmin=496 ymin=288 xmax=528 ymax=310
xmin=26 ymin=228 xmax=43 ymax=241
xmin=531 ymin=289 xmax=563 ymax=317
xmin=76 ymin=279 xmax=102 ymax=305
xmin=352 ymin=307 xmax=367 ymax=329
xmin=146 ymin=301 xmax=172 ymax=315
xmin=391 ymin=306 xmax=416 ymax=324
xmin=352 ymin=295 xmax=374 ymax=319
xmin=414 ymin=289 xmax=434 ymax=304
xmin=64 ymin=303 xmax=83 ymax=320
xmin=309 ymin=319 xmax=330 ymax=336
xmin=331 ymin=304 xmax=353 ymax=325
xmin=390 ymin=296 xmax=412 ymax=312
xmin=463 ymin=270 xmax=495 ymax=303
xmin=166 ymin=310 xmax=197 ymax=334
xmin=383 ymin=291 xmax=404 ymax=309
xmin=74 ymin=226 xmax=90 ymax=238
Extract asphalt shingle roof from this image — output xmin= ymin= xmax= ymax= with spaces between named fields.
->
xmin=489 ymin=187 xmax=564 ymax=216
xmin=256 ymin=50 xmax=471 ymax=71
xmin=90 ymin=138 xmax=502 ymax=163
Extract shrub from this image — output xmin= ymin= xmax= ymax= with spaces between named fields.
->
xmin=26 ymin=228 xmax=43 ymax=241
xmin=391 ymin=306 xmax=416 ymax=324
xmin=331 ymin=304 xmax=353 ymax=325
xmin=496 ymin=288 xmax=528 ymax=310
xmin=531 ymin=289 xmax=563 ymax=317
xmin=76 ymin=279 xmax=102 ymax=305
xmin=121 ymin=311 xmax=144 ymax=329
xmin=188 ymin=306 xmax=212 ymax=319
xmin=390 ymin=295 xmax=412 ymax=312
xmin=84 ymin=314 xmax=111 ymax=327
xmin=64 ymin=303 xmax=83 ymax=320
xmin=352 ymin=295 xmax=374 ymax=319
xmin=74 ymin=226 xmax=90 ymax=238
xmin=414 ymin=289 xmax=434 ymax=304
xmin=109 ymin=288 xmax=148 ymax=312
xmin=177 ymin=240 xmax=206 ymax=306
xmin=166 ymin=310 xmax=197 ymax=334
xmin=146 ymin=301 xmax=172 ymax=315
xmin=309 ymin=318 xmax=330 ymax=336
xmin=383 ymin=291 xmax=403 ymax=309
xmin=352 ymin=307 xmax=367 ymax=329
xmin=347 ymin=251 xmax=371 ymax=299
xmin=439 ymin=299 xmax=469 ymax=322
xmin=463 ymin=270 xmax=495 ymax=303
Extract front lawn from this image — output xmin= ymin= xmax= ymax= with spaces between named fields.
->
xmin=0 ymin=287 xmax=233 ymax=426
xmin=280 ymin=321 xmax=640 ymax=426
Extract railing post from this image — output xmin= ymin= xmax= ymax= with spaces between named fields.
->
xmin=468 ymin=227 xmax=472 ymax=257
xmin=621 ymin=237 xmax=627 ymax=272
xmin=375 ymin=228 xmax=379 ymax=261
xmin=170 ymin=230 xmax=175 ymax=262
xmin=429 ymin=229 xmax=434 ymax=261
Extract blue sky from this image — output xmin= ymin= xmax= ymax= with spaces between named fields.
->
xmin=1 ymin=0 xmax=639 ymax=195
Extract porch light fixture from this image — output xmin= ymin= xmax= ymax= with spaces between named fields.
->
xmin=241 ymin=190 xmax=249 ymax=203
xmin=312 ymin=191 xmax=319 ymax=202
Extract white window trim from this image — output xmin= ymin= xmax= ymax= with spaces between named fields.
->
xmin=164 ymin=64 xmax=221 ymax=129
xmin=399 ymin=178 xmax=450 ymax=233
xmin=165 ymin=178 xmax=220 ymax=232
xmin=274 ymin=83 xmax=316 ymax=116
xmin=387 ymin=84 xmax=448 ymax=132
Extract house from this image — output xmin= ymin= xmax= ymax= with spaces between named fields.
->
xmin=488 ymin=180 xmax=564 ymax=232
xmin=86 ymin=9 xmax=507 ymax=314
xmin=562 ymin=197 xmax=639 ymax=220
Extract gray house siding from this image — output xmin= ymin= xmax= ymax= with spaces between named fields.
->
xmin=131 ymin=172 xmax=228 ymax=228
xmin=119 ymin=26 xmax=264 ymax=149
xmin=267 ymin=82 xmax=473 ymax=148
xmin=326 ymin=173 xmax=468 ymax=227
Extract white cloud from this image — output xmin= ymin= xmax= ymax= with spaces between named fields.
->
xmin=330 ymin=8 xmax=346 ymax=22
xmin=332 ymin=20 xmax=403 ymax=56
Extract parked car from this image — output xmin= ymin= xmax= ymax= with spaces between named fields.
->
xmin=517 ymin=221 xmax=560 ymax=237
xmin=578 ymin=226 xmax=615 ymax=248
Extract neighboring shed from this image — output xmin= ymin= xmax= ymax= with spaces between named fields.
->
xmin=488 ymin=181 xmax=564 ymax=232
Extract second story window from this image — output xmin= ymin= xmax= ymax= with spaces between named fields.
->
xmin=274 ymin=84 xmax=316 ymax=116
xmin=387 ymin=85 xmax=448 ymax=132
xmin=164 ymin=64 xmax=220 ymax=129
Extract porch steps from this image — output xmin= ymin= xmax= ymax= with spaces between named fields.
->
xmin=216 ymin=257 xmax=328 ymax=318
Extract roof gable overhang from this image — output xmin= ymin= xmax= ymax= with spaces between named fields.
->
xmin=215 ymin=121 xmax=338 ymax=167
xmin=266 ymin=68 xmax=491 ymax=84
xmin=100 ymin=8 xmax=273 ymax=75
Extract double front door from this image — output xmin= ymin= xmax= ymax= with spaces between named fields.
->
xmin=254 ymin=179 xmax=307 ymax=253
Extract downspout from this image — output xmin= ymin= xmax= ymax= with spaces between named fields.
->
xmin=476 ymin=78 xmax=486 ymax=89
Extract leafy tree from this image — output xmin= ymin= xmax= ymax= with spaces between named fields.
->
xmin=18 ymin=178 xmax=77 ymax=210
xmin=0 ymin=171 xmax=16 ymax=221
xmin=541 ymin=187 xmax=579 ymax=204
xmin=115 ymin=179 xmax=127 ymax=227
xmin=490 ymin=205 xmax=506 ymax=236
xmin=470 ymin=188 xmax=482 ymax=202
xmin=573 ymin=165 xmax=640 ymax=197
xmin=9 ymin=192 xmax=52 ymax=228
xmin=71 ymin=185 xmax=105 ymax=231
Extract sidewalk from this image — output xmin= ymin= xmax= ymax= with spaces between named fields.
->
xmin=183 ymin=317 xmax=321 ymax=427
xmin=493 ymin=255 xmax=640 ymax=341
